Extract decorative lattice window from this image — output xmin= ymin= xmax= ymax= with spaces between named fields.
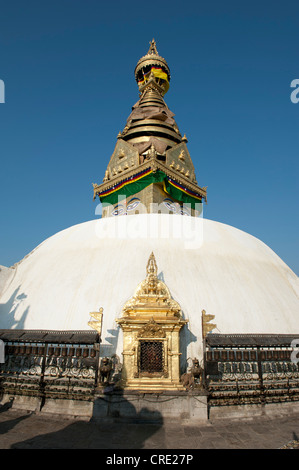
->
xmin=140 ymin=341 xmax=163 ymax=373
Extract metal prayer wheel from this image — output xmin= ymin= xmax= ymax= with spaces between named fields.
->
xmin=243 ymin=350 xmax=249 ymax=361
xmin=206 ymin=351 xmax=213 ymax=361
xmin=273 ymin=350 xmax=279 ymax=360
xmin=48 ymin=346 xmax=54 ymax=356
xmin=267 ymin=350 xmax=273 ymax=360
xmin=260 ymin=350 xmax=266 ymax=361
xmin=37 ymin=346 xmax=45 ymax=356
xmin=76 ymin=348 xmax=82 ymax=357
xmin=25 ymin=346 xmax=32 ymax=355
xmin=220 ymin=350 xmax=228 ymax=361
xmin=214 ymin=351 xmax=220 ymax=361
xmin=7 ymin=345 xmax=14 ymax=355
xmin=228 ymin=350 xmax=235 ymax=361
xmin=68 ymin=347 xmax=75 ymax=357
xmin=54 ymin=347 xmax=61 ymax=356
xmin=90 ymin=349 xmax=96 ymax=358
xmin=285 ymin=350 xmax=291 ymax=361
xmin=83 ymin=348 xmax=89 ymax=358
xmin=61 ymin=347 xmax=68 ymax=356
xmin=32 ymin=346 xmax=38 ymax=355
xmin=279 ymin=350 xmax=285 ymax=360
xmin=250 ymin=350 xmax=257 ymax=361
xmin=19 ymin=346 xmax=25 ymax=355
xmin=236 ymin=350 xmax=242 ymax=361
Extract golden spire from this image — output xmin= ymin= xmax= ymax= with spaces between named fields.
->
xmin=92 ymin=41 xmax=208 ymax=217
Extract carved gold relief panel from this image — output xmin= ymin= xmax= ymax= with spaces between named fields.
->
xmin=166 ymin=142 xmax=196 ymax=183
xmin=104 ymin=139 xmax=139 ymax=182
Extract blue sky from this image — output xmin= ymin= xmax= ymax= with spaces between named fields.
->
xmin=0 ymin=0 xmax=298 ymax=275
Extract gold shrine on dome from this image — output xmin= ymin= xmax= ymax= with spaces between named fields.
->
xmin=116 ymin=252 xmax=188 ymax=390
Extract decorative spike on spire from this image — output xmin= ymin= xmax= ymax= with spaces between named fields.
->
xmin=146 ymin=252 xmax=158 ymax=277
xmin=148 ymin=39 xmax=158 ymax=55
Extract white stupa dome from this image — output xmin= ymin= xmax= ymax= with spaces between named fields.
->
xmin=0 ymin=214 xmax=298 ymax=364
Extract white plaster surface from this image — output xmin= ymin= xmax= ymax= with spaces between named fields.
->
xmin=0 ymin=214 xmax=298 ymax=362
xmin=0 ymin=265 xmax=14 ymax=297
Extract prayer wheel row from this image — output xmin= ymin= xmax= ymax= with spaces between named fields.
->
xmin=6 ymin=345 xmax=97 ymax=358
xmin=206 ymin=349 xmax=291 ymax=362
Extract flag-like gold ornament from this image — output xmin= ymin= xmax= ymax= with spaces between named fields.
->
xmin=201 ymin=309 xmax=216 ymax=338
xmin=88 ymin=308 xmax=103 ymax=335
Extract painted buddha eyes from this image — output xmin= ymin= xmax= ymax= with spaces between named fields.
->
xmin=112 ymin=198 xmax=141 ymax=216
xmin=111 ymin=198 xmax=190 ymax=216
xmin=163 ymin=198 xmax=177 ymax=212
xmin=126 ymin=198 xmax=141 ymax=212
xmin=180 ymin=206 xmax=191 ymax=216
xmin=163 ymin=198 xmax=190 ymax=216
xmin=111 ymin=204 xmax=125 ymax=216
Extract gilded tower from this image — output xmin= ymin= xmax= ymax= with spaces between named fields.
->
xmin=93 ymin=40 xmax=207 ymax=217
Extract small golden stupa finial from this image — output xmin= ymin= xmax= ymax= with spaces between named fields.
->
xmin=148 ymin=38 xmax=158 ymax=55
xmin=146 ymin=252 xmax=158 ymax=277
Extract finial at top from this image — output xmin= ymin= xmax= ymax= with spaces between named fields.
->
xmin=148 ymin=38 xmax=158 ymax=55
xmin=135 ymin=40 xmax=171 ymax=95
xmin=146 ymin=252 xmax=158 ymax=277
